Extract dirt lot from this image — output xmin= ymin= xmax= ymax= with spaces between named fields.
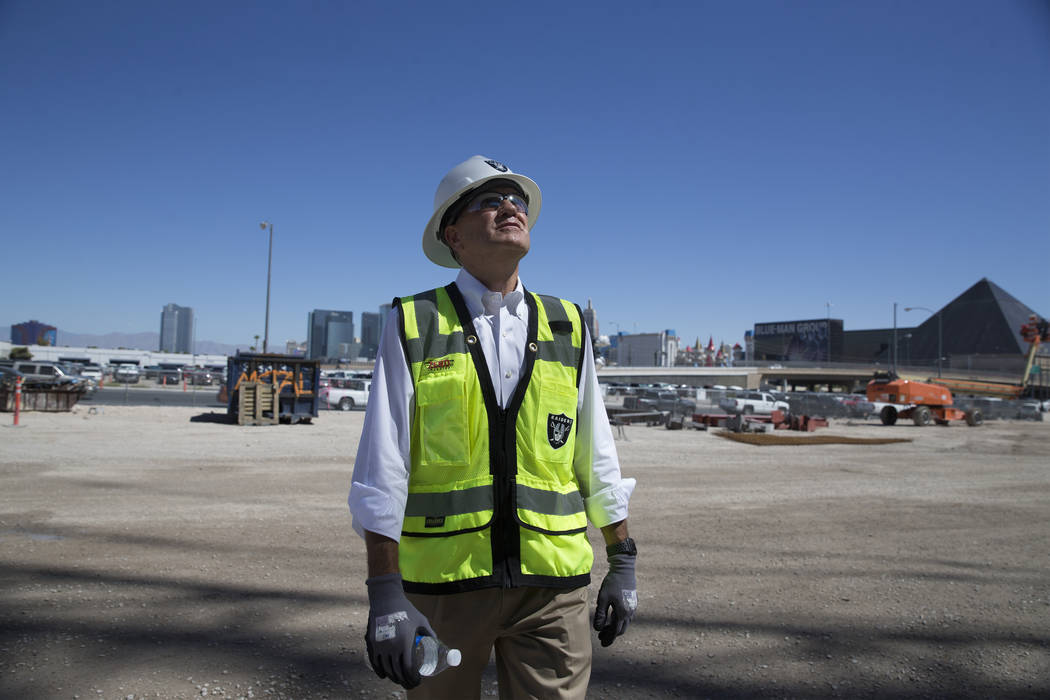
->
xmin=1 ymin=406 xmax=1048 ymax=699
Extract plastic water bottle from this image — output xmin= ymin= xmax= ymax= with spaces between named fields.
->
xmin=414 ymin=634 xmax=462 ymax=677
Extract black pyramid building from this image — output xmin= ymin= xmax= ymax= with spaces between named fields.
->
xmin=909 ymin=278 xmax=1042 ymax=363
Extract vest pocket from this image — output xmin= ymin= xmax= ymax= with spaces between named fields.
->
xmin=415 ymin=372 xmax=470 ymax=467
xmin=514 ymin=477 xmax=587 ymax=535
xmin=400 ymin=528 xmax=494 ymax=583
xmin=523 ymin=383 xmax=578 ymax=482
xmin=403 ymin=509 xmax=492 ymax=535
xmin=518 ymin=529 xmax=593 ymax=578
xmin=514 ymin=479 xmax=591 ymax=578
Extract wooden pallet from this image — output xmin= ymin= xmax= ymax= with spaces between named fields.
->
xmin=238 ymin=381 xmax=279 ymax=426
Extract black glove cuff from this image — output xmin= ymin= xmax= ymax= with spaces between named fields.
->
xmin=606 ymin=537 xmax=637 ymax=558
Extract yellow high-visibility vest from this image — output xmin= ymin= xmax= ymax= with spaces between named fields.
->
xmin=396 ymin=283 xmax=593 ymax=594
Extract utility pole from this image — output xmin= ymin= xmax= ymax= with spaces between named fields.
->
xmin=259 ymin=221 xmax=274 ymax=353
xmin=826 ymin=301 xmax=832 ymax=362
xmin=905 ymin=306 xmax=942 ymax=377
xmin=892 ymin=302 xmax=898 ymax=374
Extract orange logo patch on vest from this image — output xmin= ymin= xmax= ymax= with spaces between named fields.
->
xmin=424 ymin=358 xmax=454 ymax=373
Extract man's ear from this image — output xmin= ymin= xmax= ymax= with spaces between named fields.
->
xmin=443 ymin=224 xmax=461 ymax=253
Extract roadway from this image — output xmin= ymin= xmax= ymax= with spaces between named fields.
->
xmin=595 ymin=363 xmax=1020 ymax=392
xmin=595 ymin=364 xmax=878 ymax=391
xmin=82 ymin=384 xmax=225 ymax=408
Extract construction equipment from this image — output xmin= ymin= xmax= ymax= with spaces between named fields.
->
xmin=919 ymin=315 xmax=1049 ymax=400
xmin=1020 ymin=314 xmax=1050 ymax=393
xmin=866 ymin=371 xmax=982 ymax=427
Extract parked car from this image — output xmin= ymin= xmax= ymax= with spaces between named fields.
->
xmin=157 ymin=369 xmax=182 ymax=385
xmin=1018 ymin=400 xmax=1043 ymax=421
xmin=80 ymin=364 xmax=103 ymax=381
xmin=10 ymin=361 xmax=83 ymax=386
xmin=837 ymin=393 xmax=876 ymax=418
xmin=0 ymin=367 xmax=26 ymax=388
xmin=113 ymin=365 xmax=141 ymax=383
xmin=719 ymin=391 xmax=789 ymax=415
xmin=319 ymin=379 xmax=370 ymax=410
xmin=184 ymin=369 xmax=215 ymax=385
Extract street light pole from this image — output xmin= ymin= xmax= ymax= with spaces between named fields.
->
xmin=892 ymin=302 xmax=898 ymax=374
xmin=905 ymin=305 xmax=942 ymax=377
xmin=607 ymin=321 xmax=621 ymax=365
xmin=826 ymin=301 xmax=832 ymax=363
xmin=259 ymin=221 xmax=273 ymax=354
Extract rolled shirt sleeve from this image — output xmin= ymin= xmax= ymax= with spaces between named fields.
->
xmin=573 ymin=328 xmax=635 ymax=528
xmin=348 ymin=307 xmax=413 ymax=541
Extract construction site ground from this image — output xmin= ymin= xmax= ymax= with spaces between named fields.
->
xmin=1 ymin=406 xmax=1048 ymax=699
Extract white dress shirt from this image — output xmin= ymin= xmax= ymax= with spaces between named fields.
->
xmin=349 ymin=268 xmax=635 ymax=541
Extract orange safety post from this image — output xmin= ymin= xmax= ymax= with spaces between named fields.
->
xmin=13 ymin=376 xmax=22 ymax=426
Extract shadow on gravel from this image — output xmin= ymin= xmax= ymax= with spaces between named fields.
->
xmin=2 ymin=560 xmax=1048 ymax=699
xmin=189 ymin=411 xmax=235 ymax=424
xmin=0 ymin=560 xmax=382 ymax=698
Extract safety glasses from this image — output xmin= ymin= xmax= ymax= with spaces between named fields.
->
xmin=463 ymin=191 xmax=529 ymax=216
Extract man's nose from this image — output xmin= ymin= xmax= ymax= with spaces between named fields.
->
xmin=497 ymin=197 xmax=524 ymax=216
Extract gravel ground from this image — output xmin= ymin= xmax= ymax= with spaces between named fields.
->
xmin=1 ymin=405 xmax=1048 ymax=699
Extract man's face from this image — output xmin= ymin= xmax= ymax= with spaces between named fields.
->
xmin=443 ymin=184 xmax=530 ymax=270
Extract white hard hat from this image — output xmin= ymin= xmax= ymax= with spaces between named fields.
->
xmin=423 ymin=155 xmax=542 ymax=268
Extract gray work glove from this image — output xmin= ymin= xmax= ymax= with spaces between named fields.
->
xmin=364 ymin=573 xmax=435 ymax=689
xmin=593 ymin=551 xmax=638 ymax=647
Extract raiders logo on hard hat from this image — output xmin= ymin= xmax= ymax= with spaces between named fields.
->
xmin=423 ymin=155 xmax=542 ymax=268
xmin=547 ymin=413 xmax=574 ymax=449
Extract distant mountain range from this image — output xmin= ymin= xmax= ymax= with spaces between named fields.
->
xmin=1 ymin=326 xmax=247 ymax=356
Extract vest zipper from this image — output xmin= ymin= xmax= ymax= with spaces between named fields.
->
xmin=492 ymin=407 xmax=516 ymax=588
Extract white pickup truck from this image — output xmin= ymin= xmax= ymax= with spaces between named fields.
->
xmin=319 ymin=378 xmax=370 ymax=411
xmin=719 ymin=391 xmax=789 ymax=415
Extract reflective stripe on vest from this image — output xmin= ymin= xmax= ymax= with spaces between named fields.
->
xmin=395 ymin=284 xmax=593 ymax=592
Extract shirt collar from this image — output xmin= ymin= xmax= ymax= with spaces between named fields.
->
xmin=455 ymin=268 xmax=525 ymax=319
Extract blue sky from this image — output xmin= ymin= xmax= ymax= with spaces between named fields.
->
xmin=2 ymin=0 xmax=1047 ymax=350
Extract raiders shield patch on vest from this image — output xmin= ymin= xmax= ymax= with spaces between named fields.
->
xmin=547 ymin=413 xmax=574 ymax=449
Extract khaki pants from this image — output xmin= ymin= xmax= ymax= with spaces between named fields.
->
xmin=406 ymin=586 xmax=591 ymax=700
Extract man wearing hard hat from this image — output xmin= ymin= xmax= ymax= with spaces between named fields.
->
xmin=349 ymin=156 xmax=637 ymax=698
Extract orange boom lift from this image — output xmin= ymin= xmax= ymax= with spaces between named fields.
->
xmin=867 ymin=314 xmax=1049 ymax=426
xmin=866 ymin=372 xmax=983 ymax=427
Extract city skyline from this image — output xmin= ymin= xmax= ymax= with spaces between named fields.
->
xmin=3 ymin=275 xmax=1043 ymax=361
xmin=2 ymin=2 xmax=1046 ymax=348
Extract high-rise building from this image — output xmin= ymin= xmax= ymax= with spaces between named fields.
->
xmin=307 ymin=309 xmax=354 ymax=361
xmin=582 ymin=299 xmax=598 ymax=341
xmin=612 ymin=330 xmax=679 ymax=367
xmin=11 ymin=320 xmax=57 ymax=346
xmin=360 ymin=311 xmax=381 ymax=360
xmin=378 ymin=303 xmax=392 ymax=339
xmin=159 ymin=303 xmax=194 ymax=353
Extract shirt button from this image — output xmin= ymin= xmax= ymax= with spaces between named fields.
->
xmin=505 ymin=370 xmax=512 ymax=379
